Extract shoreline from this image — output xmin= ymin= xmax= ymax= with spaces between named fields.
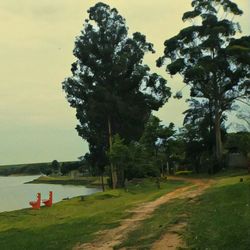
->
xmin=26 ymin=178 xmax=103 ymax=188
xmin=25 ymin=175 xmax=107 ymax=188
xmin=0 ymin=175 xmax=102 ymax=214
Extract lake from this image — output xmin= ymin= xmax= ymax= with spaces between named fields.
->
xmin=0 ymin=175 xmax=100 ymax=213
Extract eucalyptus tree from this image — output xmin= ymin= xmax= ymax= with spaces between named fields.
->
xmin=62 ymin=3 xmax=170 ymax=188
xmin=157 ymin=0 xmax=249 ymax=166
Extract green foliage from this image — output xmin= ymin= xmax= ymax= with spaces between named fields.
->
xmin=125 ymin=115 xmax=181 ymax=178
xmin=104 ymin=115 xmax=182 ymax=180
xmin=182 ymin=99 xmax=227 ymax=173
xmin=108 ymin=134 xmax=130 ymax=186
xmin=108 ymin=135 xmax=130 ymax=167
xmin=225 ymin=132 xmax=250 ymax=156
xmin=51 ymin=160 xmax=60 ymax=173
xmin=126 ymin=142 xmax=160 ymax=178
xmin=140 ymin=115 xmax=176 ymax=157
xmin=60 ymin=161 xmax=83 ymax=175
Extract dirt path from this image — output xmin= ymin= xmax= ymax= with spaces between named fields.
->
xmin=151 ymin=178 xmax=213 ymax=250
xmin=73 ymin=177 xmax=213 ymax=250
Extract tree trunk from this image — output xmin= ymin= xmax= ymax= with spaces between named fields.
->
xmin=214 ymin=110 xmax=223 ymax=168
xmin=116 ymin=166 xmax=125 ymax=188
xmin=101 ymin=173 xmax=105 ymax=192
xmin=108 ymin=117 xmax=117 ymax=189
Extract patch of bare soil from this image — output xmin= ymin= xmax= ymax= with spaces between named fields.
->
xmin=73 ymin=177 xmax=213 ymax=250
xmin=151 ymin=222 xmax=187 ymax=250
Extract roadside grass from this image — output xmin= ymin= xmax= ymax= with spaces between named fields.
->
xmin=0 ymin=179 xmax=186 ymax=250
xmin=185 ymin=174 xmax=250 ymax=250
xmin=116 ymin=174 xmax=250 ymax=250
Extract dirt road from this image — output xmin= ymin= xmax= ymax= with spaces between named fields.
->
xmin=74 ymin=177 xmax=213 ymax=250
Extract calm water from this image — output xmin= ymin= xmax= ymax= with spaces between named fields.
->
xmin=0 ymin=175 xmax=100 ymax=213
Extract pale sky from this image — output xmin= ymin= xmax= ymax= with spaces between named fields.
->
xmin=0 ymin=0 xmax=249 ymax=165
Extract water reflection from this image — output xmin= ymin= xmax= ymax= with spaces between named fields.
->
xmin=0 ymin=175 xmax=100 ymax=212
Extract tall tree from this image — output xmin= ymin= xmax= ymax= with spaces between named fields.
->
xmin=62 ymin=2 xmax=170 ymax=188
xmin=158 ymin=0 xmax=249 ymax=166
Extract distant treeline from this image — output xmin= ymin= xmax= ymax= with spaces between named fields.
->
xmin=0 ymin=161 xmax=82 ymax=176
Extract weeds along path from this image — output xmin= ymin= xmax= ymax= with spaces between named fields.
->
xmin=73 ymin=177 xmax=213 ymax=250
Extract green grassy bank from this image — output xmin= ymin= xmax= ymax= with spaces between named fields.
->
xmin=0 ymin=179 xmax=186 ymax=250
xmin=185 ymin=174 xmax=250 ymax=249
xmin=115 ymin=174 xmax=250 ymax=249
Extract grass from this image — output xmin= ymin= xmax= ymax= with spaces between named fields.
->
xmin=185 ymin=174 xmax=250 ymax=250
xmin=0 ymin=179 xmax=186 ymax=250
xmin=115 ymin=172 xmax=250 ymax=250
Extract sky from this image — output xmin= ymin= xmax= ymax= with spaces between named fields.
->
xmin=0 ymin=0 xmax=249 ymax=165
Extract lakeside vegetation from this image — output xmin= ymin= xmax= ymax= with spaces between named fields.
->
xmin=0 ymin=179 xmax=186 ymax=250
